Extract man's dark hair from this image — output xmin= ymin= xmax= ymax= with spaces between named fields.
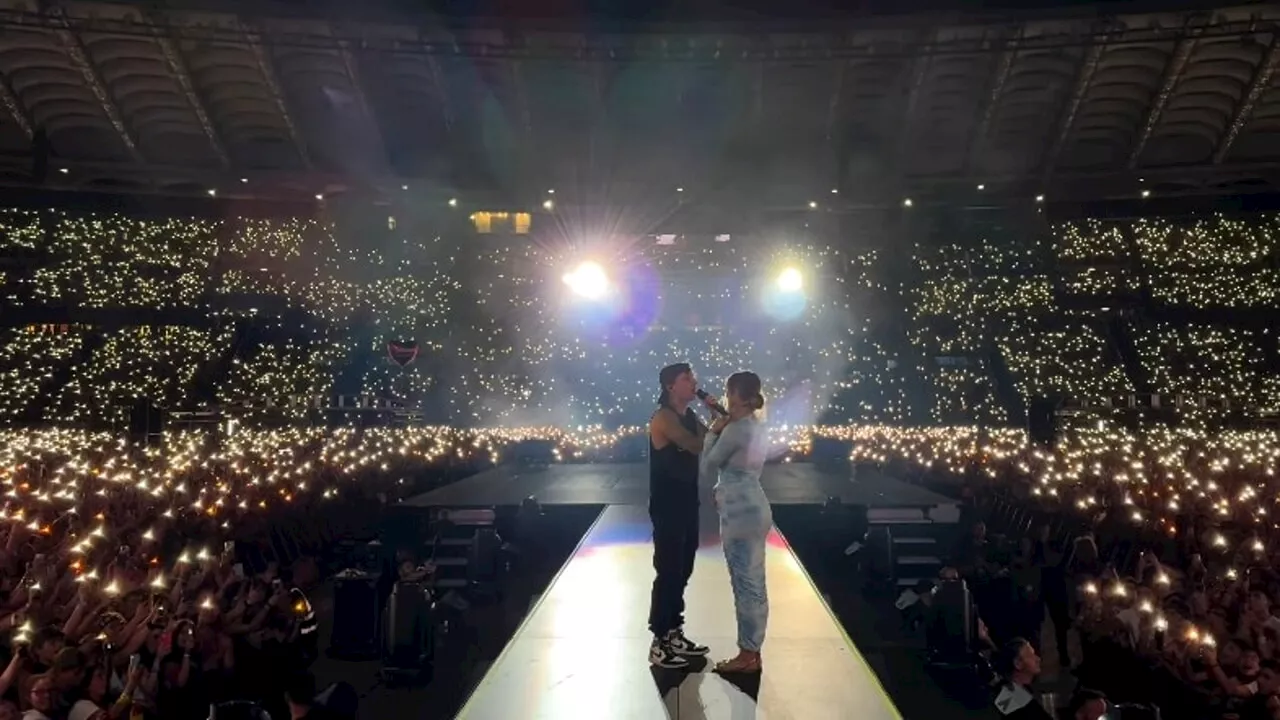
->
xmin=284 ymin=671 xmax=318 ymax=706
xmin=995 ymin=637 xmax=1030 ymax=678
xmin=657 ymin=363 xmax=691 ymax=406
xmin=1067 ymin=688 xmax=1107 ymax=716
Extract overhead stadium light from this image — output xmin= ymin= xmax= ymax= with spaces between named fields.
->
xmin=562 ymin=261 xmax=610 ymax=300
xmin=776 ymin=267 xmax=803 ymax=293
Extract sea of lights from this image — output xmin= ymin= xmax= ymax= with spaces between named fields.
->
xmin=6 ymin=423 xmax=1280 ymax=613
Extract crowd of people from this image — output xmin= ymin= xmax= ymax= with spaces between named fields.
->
xmin=0 ymin=426 xmax=478 ymax=719
xmin=849 ymin=423 xmax=1280 ymax=719
xmin=2 ymin=203 xmax=1280 ymax=720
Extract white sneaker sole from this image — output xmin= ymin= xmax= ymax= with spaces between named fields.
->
xmin=649 ymin=653 xmax=690 ymax=669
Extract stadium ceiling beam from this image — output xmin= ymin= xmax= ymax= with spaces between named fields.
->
xmin=149 ymin=11 xmax=231 ymax=169
xmin=509 ymin=56 xmax=534 ymax=139
xmin=752 ymin=58 xmax=764 ymax=125
xmin=1214 ymin=34 xmax=1280 ymax=164
xmin=825 ymin=59 xmax=848 ymax=189
xmin=237 ymin=18 xmax=312 ymax=171
xmin=892 ymin=29 xmax=937 ymax=176
xmin=1127 ymin=16 xmax=1206 ymax=169
xmin=588 ymin=59 xmax=605 ymax=173
xmin=420 ymin=27 xmax=454 ymax=133
xmin=0 ymin=72 xmax=32 ymax=141
xmin=824 ymin=59 xmax=846 ymax=144
xmin=332 ymin=29 xmax=391 ymax=171
xmin=963 ymin=28 xmax=1019 ymax=175
xmin=1040 ymin=34 xmax=1105 ymax=184
xmin=47 ymin=7 xmax=143 ymax=164
xmin=7 ymin=151 xmax=1280 ymax=205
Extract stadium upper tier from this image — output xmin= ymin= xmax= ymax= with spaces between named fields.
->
xmin=2 ymin=206 xmax=1279 ymax=427
xmin=0 ymin=2 xmax=1278 ymax=204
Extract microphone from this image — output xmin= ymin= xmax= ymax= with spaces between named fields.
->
xmin=695 ymin=389 xmax=728 ymax=416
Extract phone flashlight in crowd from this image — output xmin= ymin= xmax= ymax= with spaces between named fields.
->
xmin=13 ymin=619 xmax=33 ymax=646
xmin=1084 ymin=581 xmax=1098 ymax=595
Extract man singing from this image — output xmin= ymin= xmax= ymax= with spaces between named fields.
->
xmin=647 ymin=363 xmax=714 ymax=668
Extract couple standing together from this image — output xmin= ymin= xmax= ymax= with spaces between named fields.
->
xmin=646 ymin=362 xmax=773 ymax=674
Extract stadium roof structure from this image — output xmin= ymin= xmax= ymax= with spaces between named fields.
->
xmin=2 ymin=1 xmax=1280 ymax=208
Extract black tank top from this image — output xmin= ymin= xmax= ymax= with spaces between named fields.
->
xmin=649 ymin=406 xmax=701 ymax=514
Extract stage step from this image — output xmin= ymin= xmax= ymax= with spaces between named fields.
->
xmin=869 ymin=517 xmax=932 ymax=525
xmin=896 ymin=555 xmax=941 ymax=565
xmin=868 ymin=511 xmax=954 ymax=587
xmin=428 ymin=508 xmax=503 ymax=589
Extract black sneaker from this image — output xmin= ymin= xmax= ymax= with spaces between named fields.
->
xmin=666 ymin=628 xmax=709 ymax=657
xmin=649 ymin=636 xmax=690 ymax=669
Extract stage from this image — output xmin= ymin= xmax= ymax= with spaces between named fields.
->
xmin=403 ymin=461 xmax=952 ymax=508
xmin=455 ymin=504 xmax=904 ymax=719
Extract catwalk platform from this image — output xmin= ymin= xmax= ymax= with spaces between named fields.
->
xmin=455 ymin=504 xmax=903 ymax=719
xmin=404 ymin=461 xmax=951 ymax=508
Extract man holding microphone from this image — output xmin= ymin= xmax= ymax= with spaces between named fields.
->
xmin=647 ymin=363 xmax=718 ymax=669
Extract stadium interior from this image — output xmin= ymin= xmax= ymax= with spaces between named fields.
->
xmin=4 ymin=1 xmax=1280 ymax=719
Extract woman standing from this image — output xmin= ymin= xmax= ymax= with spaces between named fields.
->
xmin=701 ymin=371 xmax=772 ymax=674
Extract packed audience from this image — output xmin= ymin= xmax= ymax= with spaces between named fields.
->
xmin=0 ymin=424 xmax=536 ymax=719
xmin=3 ymin=203 xmax=1280 ymax=720
xmin=852 ymin=423 xmax=1280 ymax=719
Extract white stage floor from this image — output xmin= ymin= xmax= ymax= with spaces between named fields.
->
xmin=455 ymin=504 xmax=903 ymax=719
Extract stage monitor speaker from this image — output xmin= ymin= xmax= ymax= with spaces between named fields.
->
xmin=509 ymin=439 xmax=555 ymax=467
xmin=513 ymin=496 xmax=544 ymax=546
xmin=328 ymin=571 xmax=381 ymax=659
xmin=468 ymin=527 xmax=503 ymax=586
xmin=812 ymin=437 xmax=854 ymax=468
xmin=864 ymin=526 xmax=894 ymax=579
xmin=384 ymin=581 xmax=434 ymax=671
xmin=927 ymin=579 xmax=974 ymax=664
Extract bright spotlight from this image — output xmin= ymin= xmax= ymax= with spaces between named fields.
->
xmin=563 ymin=261 xmax=610 ymax=300
xmin=776 ymin=267 xmax=803 ymax=293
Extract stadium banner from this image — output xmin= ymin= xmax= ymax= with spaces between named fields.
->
xmin=387 ymin=341 xmax=419 ymax=367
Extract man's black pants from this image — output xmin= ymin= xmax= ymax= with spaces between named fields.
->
xmin=648 ymin=507 xmax=699 ymax=637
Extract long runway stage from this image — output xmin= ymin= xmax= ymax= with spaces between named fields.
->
xmin=456 ymin=504 xmax=903 ymax=719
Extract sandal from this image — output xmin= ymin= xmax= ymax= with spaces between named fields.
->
xmin=713 ymin=654 xmax=762 ymax=674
